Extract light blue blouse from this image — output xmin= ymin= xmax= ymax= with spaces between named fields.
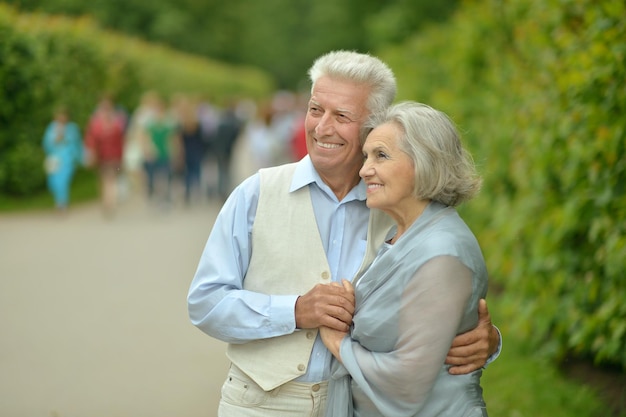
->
xmin=326 ymin=202 xmax=489 ymax=417
xmin=42 ymin=121 xmax=83 ymax=176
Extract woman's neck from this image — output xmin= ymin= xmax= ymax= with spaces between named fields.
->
xmin=387 ymin=200 xmax=430 ymax=244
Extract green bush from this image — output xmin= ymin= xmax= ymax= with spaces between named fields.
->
xmin=382 ymin=0 xmax=626 ymax=369
xmin=1 ymin=141 xmax=46 ymax=196
xmin=0 ymin=10 xmax=108 ymax=195
xmin=0 ymin=22 xmax=45 ymax=194
xmin=0 ymin=4 xmax=274 ymax=199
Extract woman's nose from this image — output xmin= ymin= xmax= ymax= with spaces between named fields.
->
xmin=359 ymin=159 xmax=372 ymax=178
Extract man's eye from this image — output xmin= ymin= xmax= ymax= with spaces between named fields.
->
xmin=309 ymin=107 xmax=322 ymax=116
xmin=336 ymin=114 xmax=352 ymax=123
xmin=377 ymin=151 xmax=388 ymax=159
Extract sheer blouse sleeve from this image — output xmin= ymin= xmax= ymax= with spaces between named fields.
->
xmin=339 ymin=255 xmax=473 ymax=416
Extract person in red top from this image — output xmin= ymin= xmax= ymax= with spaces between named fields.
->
xmin=85 ymin=94 xmax=126 ymax=217
xmin=290 ymin=114 xmax=308 ymax=162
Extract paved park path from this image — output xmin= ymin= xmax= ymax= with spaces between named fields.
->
xmin=0 ymin=193 xmax=231 ymax=417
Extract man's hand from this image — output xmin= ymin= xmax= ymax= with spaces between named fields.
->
xmin=295 ymin=279 xmax=355 ymax=331
xmin=446 ymin=298 xmax=500 ymax=375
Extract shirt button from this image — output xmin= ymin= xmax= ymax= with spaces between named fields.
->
xmin=306 ymin=331 xmax=315 ymax=339
xmin=298 ymin=364 xmax=306 ymax=372
xmin=321 ymin=271 xmax=329 ymax=280
xmin=312 ymin=384 xmax=320 ymax=392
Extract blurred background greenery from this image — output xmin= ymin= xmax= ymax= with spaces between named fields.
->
xmin=1 ymin=0 xmax=624 ymax=415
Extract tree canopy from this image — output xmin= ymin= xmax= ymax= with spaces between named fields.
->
xmin=4 ymin=0 xmax=459 ymax=88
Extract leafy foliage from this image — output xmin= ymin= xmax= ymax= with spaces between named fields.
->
xmin=4 ymin=0 xmax=460 ymax=89
xmin=0 ymin=4 xmax=274 ymax=196
xmin=2 ymin=0 xmax=624 ymax=374
xmin=383 ymin=0 xmax=626 ymax=368
xmin=0 ymin=10 xmax=105 ymax=194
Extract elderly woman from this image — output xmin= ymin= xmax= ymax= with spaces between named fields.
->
xmin=42 ymin=106 xmax=84 ymax=212
xmin=321 ymin=101 xmax=489 ymax=417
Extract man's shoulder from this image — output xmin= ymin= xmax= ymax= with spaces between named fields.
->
xmin=259 ymin=162 xmax=299 ymax=176
xmin=257 ymin=162 xmax=300 ymax=187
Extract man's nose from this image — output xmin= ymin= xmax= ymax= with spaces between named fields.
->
xmin=315 ymin=113 xmax=334 ymax=136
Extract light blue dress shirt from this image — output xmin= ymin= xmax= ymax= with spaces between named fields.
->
xmin=188 ymin=156 xmax=370 ymax=382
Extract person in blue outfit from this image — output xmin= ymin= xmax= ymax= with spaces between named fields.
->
xmin=187 ymin=51 xmax=501 ymax=417
xmin=42 ymin=106 xmax=84 ymax=212
xmin=321 ymin=102 xmax=490 ymax=416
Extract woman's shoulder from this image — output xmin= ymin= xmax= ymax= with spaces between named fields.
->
xmin=411 ymin=209 xmax=482 ymax=259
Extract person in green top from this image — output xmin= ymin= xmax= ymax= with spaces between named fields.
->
xmin=143 ymin=97 xmax=177 ymax=203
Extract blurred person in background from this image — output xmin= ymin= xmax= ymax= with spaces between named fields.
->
xmin=141 ymin=95 xmax=178 ymax=207
xmin=197 ymin=96 xmax=220 ymax=195
xmin=198 ymin=95 xmax=220 ymax=152
xmin=268 ymin=90 xmax=300 ymax=166
xmin=290 ymin=118 xmax=307 ymax=162
xmin=289 ymin=91 xmax=310 ymax=162
xmin=175 ymin=95 xmax=205 ymax=205
xmin=85 ymin=94 xmax=126 ymax=218
xmin=42 ymin=106 xmax=84 ymax=213
xmin=245 ymin=101 xmax=277 ymax=173
xmin=124 ymin=91 xmax=159 ymax=197
xmin=212 ymin=100 xmax=244 ymax=200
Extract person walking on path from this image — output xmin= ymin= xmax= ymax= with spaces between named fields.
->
xmin=42 ymin=106 xmax=84 ymax=213
xmin=123 ymin=91 xmax=159 ymax=197
xmin=212 ymin=101 xmax=243 ymax=200
xmin=84 ymin=95 xmax=126 ymax=217
xmin=142 ymin=96 xmax=178 ymax=206
xmin=175 ymin=96 xmax=205 ymax=205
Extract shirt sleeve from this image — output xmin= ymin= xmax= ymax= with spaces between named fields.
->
xmin=187 ymin=174 xmax=298 ymax=344
xmin=339 ymin=255 xmax=473 ymax=416
xmin=485 ymin=325 xmax=503 ymax=367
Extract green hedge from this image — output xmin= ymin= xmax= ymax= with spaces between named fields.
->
xmin=382 ymin=0 xmax=626 ymax=368
xmin=0 ymin=5 xmax=274 ymax=197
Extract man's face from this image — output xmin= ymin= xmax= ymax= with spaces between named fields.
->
xmin=305 ymin=75 xmax=370 ymax=179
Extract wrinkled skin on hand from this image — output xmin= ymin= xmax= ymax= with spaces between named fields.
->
xmin=446 ymin=298 xmax=500 ymax=374
xmin=295 ymin=279 xmax=355 ymax=332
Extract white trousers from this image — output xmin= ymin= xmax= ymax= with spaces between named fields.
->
xmin=218 ymin=364 xmax=328 ymax=417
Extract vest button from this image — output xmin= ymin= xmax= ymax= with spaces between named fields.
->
xmin=306 ymin=331 xmax=314 ymax=339
xmin=298 ymin=364 xmax=306 ymax=372
xmin=321 ymin=271 xmax=329 ymax=279
xmin=312 ymin=384 xmax=320 ymax=392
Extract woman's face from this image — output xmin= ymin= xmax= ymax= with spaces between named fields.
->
xmin=359 ymin=122 xmax=417 ymax=219
xmin=55 ymin=111 xmax=68 ymax=124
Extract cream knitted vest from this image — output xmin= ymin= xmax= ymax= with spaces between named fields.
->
xmin=226 ymin=162 xmax=394 ymax=391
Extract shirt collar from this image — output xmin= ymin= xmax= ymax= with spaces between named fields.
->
xmin=290 ymin=155 xmax=367 ymax=203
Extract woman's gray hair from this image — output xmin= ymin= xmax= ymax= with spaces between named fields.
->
xmin=308 ymin=50 xmax=397 ymax=118
xmin=366 ymin=101 xmax=482 ymax=206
